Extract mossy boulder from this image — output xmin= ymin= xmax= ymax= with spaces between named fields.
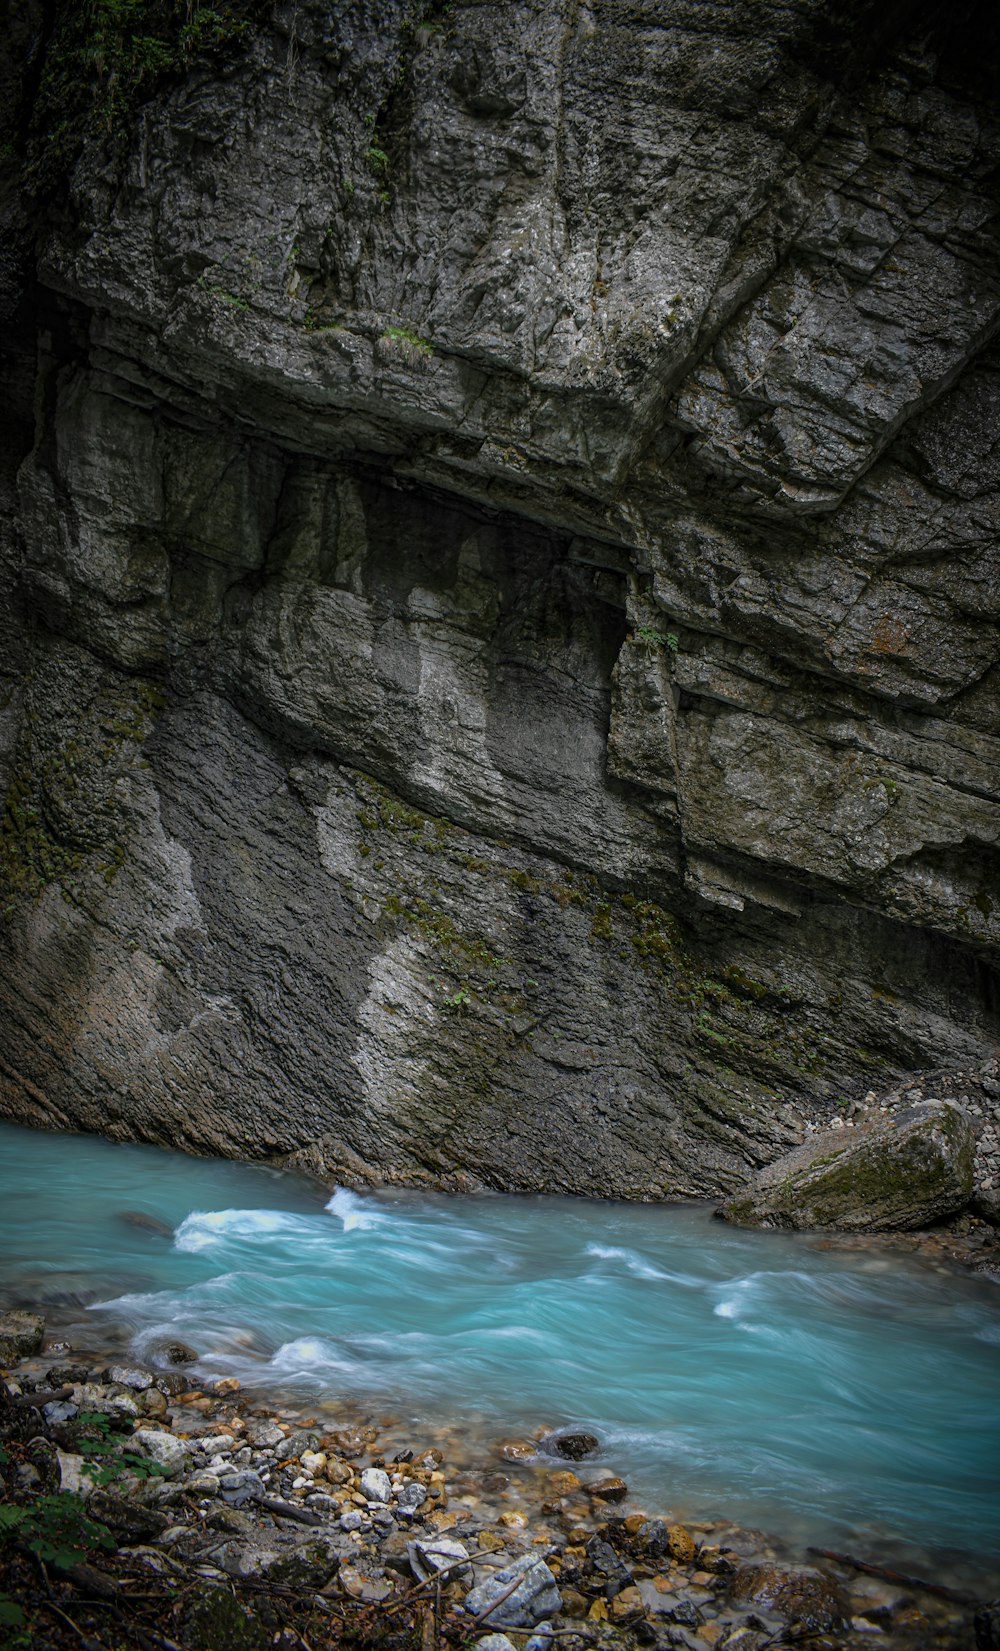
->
xmin=718 ymin=1101 xmax=975 ymax=1232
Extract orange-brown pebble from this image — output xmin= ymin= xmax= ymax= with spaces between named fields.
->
xmin=667 ymin=1523 xmax=697 ymax=1563
xmin=495 ymin=1439 xmax=536 ymax=1462
xmin=325 ymin=1460 xmax=354 ymax=1486
xmin=611 ymin=1586 xmax=645 ymax=1618
xmin=550 ymin=1473 xmax=582 ymax=1499
xmin=590 ymin=1476 xmax=628 ymax=1503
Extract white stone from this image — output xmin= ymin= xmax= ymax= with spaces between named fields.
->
xmin=359 ymin=1466 xmax=391 ymax=1502
xmin=131 ymin=1429 xmax=189 ymax=1476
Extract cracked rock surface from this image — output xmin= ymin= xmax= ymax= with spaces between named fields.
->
xmin=0 ymin=0 xmax=997 ymax=1205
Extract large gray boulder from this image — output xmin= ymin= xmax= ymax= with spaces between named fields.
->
xmin=718 ymin=1102 xmax=975 ymax=1232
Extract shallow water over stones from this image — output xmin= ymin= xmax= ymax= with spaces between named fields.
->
xmin=1 ymin=1122 xmax=998 ymax=1586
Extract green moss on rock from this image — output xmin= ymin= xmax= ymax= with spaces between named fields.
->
xmin=720 ymin=1101 xmax=975 ymax=1232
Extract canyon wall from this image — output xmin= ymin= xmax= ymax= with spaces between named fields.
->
xmin=0 ymin=0 xmax=997 ymax=1199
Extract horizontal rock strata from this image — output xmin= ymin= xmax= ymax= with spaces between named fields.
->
xmin=0 ymin=0 xmax=997 ymax=1202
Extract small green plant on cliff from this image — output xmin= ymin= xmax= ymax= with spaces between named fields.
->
xmin=198 ymin=278 xmax=250 ymax=311
xmin=382 ymin=324 xmax=433 ymax=355
xmin=636 ymin=625 xmax=679 ymax=653
xmin=24 ymin=0 xmax=269 ymax=198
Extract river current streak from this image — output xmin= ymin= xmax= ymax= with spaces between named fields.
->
xmin=1 ymin=1121 xmax=998 ymax=1574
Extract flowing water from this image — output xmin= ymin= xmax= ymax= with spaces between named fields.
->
xmin=2 ymin=1121 xmax=999 ymax=1583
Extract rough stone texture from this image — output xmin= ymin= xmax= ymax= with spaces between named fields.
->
xmin=718 ymin=1099 xmax=975 ymax=1230
xmin=130 ymin=1428 xmax=190 ymax=1478
xmin=0 ymin=1311 xmax=44 ymax=1365
xmin=729 ymin=1563 xmax=849 ymax=1633
xmin=466 ymin=1551 xmax=562 ymax=1628
xmin=0 ymin=1 xmax=998 ymax=1203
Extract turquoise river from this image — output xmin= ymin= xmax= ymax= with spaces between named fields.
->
xmin=1 ymin=1122 xmax=998 ymax=1585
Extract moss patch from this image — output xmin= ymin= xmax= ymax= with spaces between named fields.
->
xmin=19 ymin=0 xmax=270 ymax=200
xmin=0 ymin=674 xmax=165 ymax=920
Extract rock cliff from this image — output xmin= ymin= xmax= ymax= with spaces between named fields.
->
xmin=0 ymin=0 xmax=997 ymax=1201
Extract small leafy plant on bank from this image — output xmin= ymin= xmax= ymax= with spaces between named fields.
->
xmin=73 ymin=1409 xmax=170 ymax=1486
xmin=0 ymin=1493 xmax=116 ymax=1572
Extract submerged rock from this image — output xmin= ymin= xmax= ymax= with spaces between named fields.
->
xmin=589 ymin=1476 xmax=629 ymax=1503
xmin=546 ymin=1430 xmax=600 ymax=1461
xmin=119 ymin=1212 xmax=174 ymax=1238
xmin=158 ymin=1342 xmax=197 ymax=1365
xmin=719 ymin=1102 xmax=975 ymax=1232
xmin=729 ymin=1563 xmax=849 ymax=1632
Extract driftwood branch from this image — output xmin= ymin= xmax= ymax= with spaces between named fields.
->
xmin=807 ymin=1547 xmax=978 ymax=1605
xmin=254 ymin=1493 xmax=323 ymax=1526
xmin=11 ymin=1386 xmax=75 ymax=1407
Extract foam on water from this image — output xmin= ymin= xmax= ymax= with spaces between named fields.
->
xmin=584 ymin=1241 xmax=698 ymax=1283
xmin=326 ymin=1187 xmax=383 ymax=1231
xmin=1 ymin=1120 xmax=998 ymax=1583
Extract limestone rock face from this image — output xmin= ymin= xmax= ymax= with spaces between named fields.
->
xmin=719 ymin=1101 xmax=976 ymax=1231
xmin=0 ymin=0 xmax=997 ymax=1201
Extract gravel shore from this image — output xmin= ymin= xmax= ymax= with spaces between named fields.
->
xmin=1 ymin=1313 xmax=995 ymax=1651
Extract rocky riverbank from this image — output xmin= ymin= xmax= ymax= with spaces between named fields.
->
xmin=1 ymin=1315 xmax=996 ymax=1651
